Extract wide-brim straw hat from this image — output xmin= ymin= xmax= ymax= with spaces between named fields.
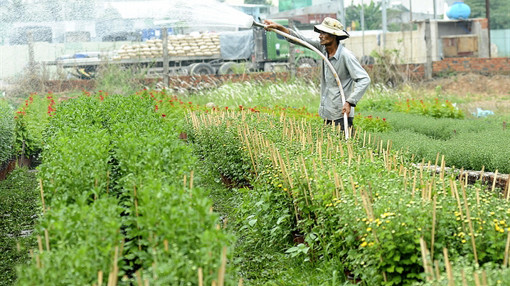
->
xmin=314 ymin=17 xmax=350 ymax=40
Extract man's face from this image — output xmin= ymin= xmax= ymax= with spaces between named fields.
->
xmin=319 ymin=31 xmax=335 ymax=46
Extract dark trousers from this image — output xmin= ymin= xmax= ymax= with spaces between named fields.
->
xmin=325 ymin=117 xmax=354 ymax=132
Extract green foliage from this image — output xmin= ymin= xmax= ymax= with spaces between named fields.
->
xmin=354 ymin=114 xmax=391 ymax=132
xmin=345 ymin=1 xmax=382 ymax=30
xmin=0 ymin=168 xmax=39 ymax=286
xmin=394 ymin=98 xmax=464 ymax=119
xmin=14 ymin=91 xmax=236 ymax=284
xmin=464 ymin=0 xmax=510 ymax=29
xmin=187 ymin=107 xmax=510 ymax=286
xmin=16 ymin=197 xmax=125 ymax=285
xmin=14 ymin=93 xmax=54 ymax=159
xmin=0 ymin=100 xmax=15 ymax=166
xmin=362 ymin=112 xmax=510 ymax=173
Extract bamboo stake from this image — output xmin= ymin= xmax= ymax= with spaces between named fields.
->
xmin=411 ymin=170 xmax=418 ymax=198
xmin=473 ymin=271 xmax=481 ymax=286
xmin=238 ymin=278 xmax=244 ymax=286
xmin=420 ymin=237 xmax=434 ymax=281
xmin=452 ymin=180 xmax=467 ymax=233
xmin=504 ymin=230 xmax=510 ymax=267
xmin=99 ymin=270 xmax=104 ymax=286
xmin=111 ymin=246 xmax=120 ymax=286
xmin=505 ymin=179 xmax=510 ymax=201
xmin=333 ymin=172 xmax=341 ymax=198
xmin=491 ymin=170 xmax=498 ymax=193
xmin=403 ymin=167 xmax=408 ymax=193
xmin=44 ymin=229 xmax=50 ymax=251
xmin=430 ymin=196 xmax=437 ymax=261
xmin=35 ymin=253 xmax=41 ymax=269
xmin=300 ymin=156 xmax=313 ymax=204
xmin=460 ymin=182 xmax=478 ymax=264
xmin=164 ymin=239 xmax=169 ymax=251
xmin=190 ymin=170 xmax=194 ymax=191
xmin=198 ymin=268 xmax=203 ymax=286
xmin=39 ymin=179 xmax=46 ymax=213
xmin=244 ymin=136 xmax=257 ymax=175
xmin=434 ymin=260 xmax=440 ymax=281
xmin=481 ymin=270 xmax=488 ymax=285
xmin=350 ymin=176 xmax=359 ymax=205
xmin=218 ymin=247 xmax=227 ymax=286
xmin=37 ymin=235 xmax=43 ymax=253
xmin=443 ymin=248 xmax=454 ymax=286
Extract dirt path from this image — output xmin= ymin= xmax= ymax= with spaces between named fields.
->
xmin=420 ymin=73 xmax=510 ymax=115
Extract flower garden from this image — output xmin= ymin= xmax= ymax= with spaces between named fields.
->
xmin=1 ymin=79 xmax=510 ymax=285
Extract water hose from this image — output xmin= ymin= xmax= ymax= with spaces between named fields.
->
xmin=253 ymin=20 xmax=350 ymax=139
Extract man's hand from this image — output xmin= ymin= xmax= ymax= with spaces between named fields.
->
xmin=263 ymin=20 xmax=290 ymax=34
xmin=342 ymin=102 xmax=351 ymax=117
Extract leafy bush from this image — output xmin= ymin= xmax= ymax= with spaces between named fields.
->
xmin=15 ymin=92 xmax=236 ymax=285
xmin=0 ymin=168 xmax=39 ymax=285
xmin=354 ymin=113 xmax=391 ymax=132
xmin=187 ymin=108 xmax=510 ymax=285
xmin=0 ymin=100 xmax=15 ymax=166
xmin=395 ymin=98 xmax=464 ymax=119
xmin=14 ymin=93 xmax=54 ymax=159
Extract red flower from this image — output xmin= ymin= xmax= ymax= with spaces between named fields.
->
xmin=162 ymin=114 xmax=166 ymax=118
xmin=155 ymin=105 xmax=159 ymax=111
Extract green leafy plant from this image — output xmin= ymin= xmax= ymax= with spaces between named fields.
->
xmin=0 ymin=99 xmax=15 ymax=166
xmin=0 ymin=168 xmax=39 ymax=285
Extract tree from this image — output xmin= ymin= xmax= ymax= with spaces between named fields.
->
xmin=345 ymin=1 xmax=382 ymax=31
xmin=463 ymin=0 xmax=510 ymax=29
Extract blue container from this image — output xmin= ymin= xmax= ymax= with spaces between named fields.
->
xmin=447 ymin=2 xmax=471 ymax=20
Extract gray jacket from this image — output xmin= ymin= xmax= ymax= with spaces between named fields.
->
xmin=289 ymin=29 xmax=371 ymax=120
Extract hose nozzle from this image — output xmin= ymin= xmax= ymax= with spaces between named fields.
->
xmin=252 ymin=20 xmax=266 ymax=28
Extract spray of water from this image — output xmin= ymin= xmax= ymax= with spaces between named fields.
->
xmin=159 ymin=0 xmax=254 ymax=29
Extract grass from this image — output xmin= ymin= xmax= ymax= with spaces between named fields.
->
xmin=183 ymin=78 xmax=321 ymax=114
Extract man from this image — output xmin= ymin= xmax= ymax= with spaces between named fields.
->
xmin=263 ymin=17 xmax=370 ymax=132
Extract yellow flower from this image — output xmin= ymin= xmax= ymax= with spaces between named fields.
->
xmin=461 ymin=239 xmax=467 ymax=243
xmin=367 ymin=227 xmax=372 ymax=232
xmin=368 ymin=242 xmax=375 ymax=247
xmin=360 ymin=241 xmax=368 ymax=247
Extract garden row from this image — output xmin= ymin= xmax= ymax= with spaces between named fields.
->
xmin=0 ymin=168 xmax=39 ymax=285
xmin=170 ymin=100 xmax=510 ymax=285
xmin=12 ymin=92 xmax=237 ymax=285
xmin=0 ymin=99 xmax=15 ymax=174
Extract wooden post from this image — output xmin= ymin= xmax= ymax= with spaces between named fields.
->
xmin=424 ymin=19 xmax=433 ymax=80
xmin=162 ymin=27 xmax=169 ymax=87
xmin=443 ymin=248 xmax=454 ymax=286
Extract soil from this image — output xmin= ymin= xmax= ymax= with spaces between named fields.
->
xmin=418 ymin=73 xmax=510 ymax=115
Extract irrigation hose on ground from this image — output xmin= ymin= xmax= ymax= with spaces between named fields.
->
xmin=252 ymin=20 xmax=350 ymax=140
